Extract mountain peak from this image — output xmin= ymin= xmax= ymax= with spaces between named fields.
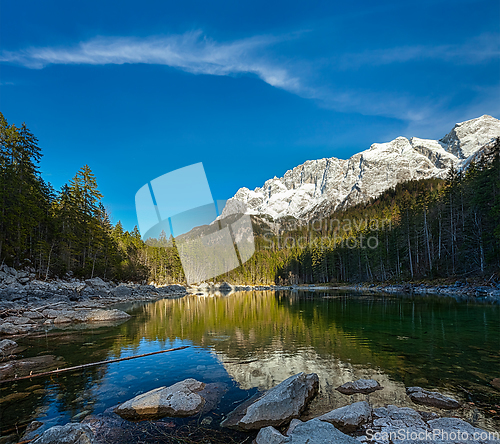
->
xmin=440 ymin=115 xmax=500 ymax=159
xmin=223 ymin=116 xmax=500 ymax=221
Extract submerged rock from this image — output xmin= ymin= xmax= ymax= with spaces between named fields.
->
xmin=0 ymin=355 xmax=63 ymax=380
xmin=221 ymin=372 xmax=319 ymax=430
xmin=491 ymin=378 xmax=500 ymax=390
xmin=317 ymin=400 xmax=372 ymax=433
xmin=23 ymin=420 xmax=43 ymax=436
xmin=31 ymin=423 xmax=96 ymax=444
xmin=32 ymin=423 xmax=97 ymax=444
xmin=0 ymin=391 xmax=30 ymax=404
xmin=115 ymin=378 xmax=206 ymax=420
xmin=336 ymin=378 xmax=383 ymax=395
xmin=406 ymin=386 xmax=460 ymax=409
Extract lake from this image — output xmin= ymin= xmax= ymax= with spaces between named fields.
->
xmin=1 ymin=289 xmax=499 ymax=440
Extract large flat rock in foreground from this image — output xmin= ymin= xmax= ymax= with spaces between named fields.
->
xmin=115 ymin=378 xmax=206 ymax=420
xmin=221 ymin=372 xmax=319 ymax=431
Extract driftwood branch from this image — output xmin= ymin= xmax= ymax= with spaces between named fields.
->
xmin=0 ymin=345 xmax=189 ymax=384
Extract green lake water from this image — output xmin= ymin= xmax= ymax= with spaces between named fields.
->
xmin=1 ymin=290 xmax=499 ymax=440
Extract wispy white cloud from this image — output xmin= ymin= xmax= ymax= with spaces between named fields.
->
xmin=1 ymin=31 xmax=498 ymax=125
xmin=0 ymin=31 xmax=301 ymax=92
xmin=338 ymin=33 xmax=500 ymax=68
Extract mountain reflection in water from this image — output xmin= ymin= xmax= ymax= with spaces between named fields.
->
xmin=1 ymin=290 xmax=499 ymax=437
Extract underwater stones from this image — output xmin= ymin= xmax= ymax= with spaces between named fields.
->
xmin=406 ymin=387 xmax=460 ymax=409
xmin=336 ymin=379 xmax=383 ymax=395
xmin=31 ymin=423 xmax=96 ymax=444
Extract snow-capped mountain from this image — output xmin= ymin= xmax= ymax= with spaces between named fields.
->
xmin=221 ymin=115 xmax=500 ymax=221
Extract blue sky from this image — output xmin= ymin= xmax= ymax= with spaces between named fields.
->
xmin=1 ymin=0 xmax=499 ymax=231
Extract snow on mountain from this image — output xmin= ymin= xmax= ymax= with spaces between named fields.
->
xmin=222 ymin=115 xmax=500 ymax=221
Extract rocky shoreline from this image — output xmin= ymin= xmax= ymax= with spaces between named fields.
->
xmin=367 ymin=282 xmax=500 ymax=298
xmin=2 ymin=264 xmax=500 ymax=338
xmin=300 ymin=281 xmax=500 ymax=301
xmin=0 ymin=270 xmax=188 ymax=337
xmin=17 ymin=373 xmax=499 ymax=444
xmin=0 ymin=266 xmax=297 ymax=337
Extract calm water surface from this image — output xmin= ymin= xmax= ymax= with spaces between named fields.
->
xmin=1 ymin=290 xmax=499 ymax=438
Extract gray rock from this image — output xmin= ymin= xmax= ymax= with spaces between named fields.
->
xmin=317 ymin=401 xmax=372 ymax=433
xmin=221 ymin=372 xmax=319 ymax=430
xmin=288 ymin=418 xmax=359 ymax=444
xmin=139 ymin=285 xmax=156 ymax=292
xmin=31 ymin=423 xmax=96 ymax=444
xmin=286 ymin=419 xmax=303 ymax=436
xmin=42 ymin=309 xmax=61 ymax=319
xmin=158 ymin=284 xmax=186 ymax=293
xmin=85 ymin=277 xmax=109 ymax=289
xmin=110 ymin=285 xmax=132 ymax=297
xmin=373 ymin=405 xmax=424 ymax=424
xmin=53 ymin=316 xmax=72 ymax=324
xmin=59 ymin=281 xmax=86 ymax=292
xmin=369 ymin=405 xmax=429 ymax=443
xmin=427 ymin=417 xmax=496 ymax=443
xmin=0 ymin=322 xmax=20 ymax=335
xmin=336 ymin=379 xmax=383 ymax=395
xmin=23 ymin=311 xmax=45 ymax=320
xmin=3 ymin=316 xmax=34 ymax=325
xmin=406 ymin=387 xmax=460 ymax=409
xmin=29 ymin=280 xmax=54 ymax=291
xmin=115 ymin=378 xmax=206 ymax=420
xmin=4 ymin=266 xmax=17 ymax=276
xmin=256 ymin=426 xmax=290 ymax=444
xmin=0 ymin=301 xmax=20 ymax=310
xmin=0 ymin=339 xmax=17 ymax=353
xmin=3 ymin=276 xmax=17 ymax=285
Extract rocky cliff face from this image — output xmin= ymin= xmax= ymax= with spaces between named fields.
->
xmin=222 ymin=115 xmax=500 ymax=221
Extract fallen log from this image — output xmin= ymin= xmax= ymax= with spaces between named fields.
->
xmin=0 ymin=345 xmax=189 ymax=384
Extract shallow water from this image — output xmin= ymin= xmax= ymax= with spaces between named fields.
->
xmin=1 ymin=290 xmax=499 ymax=438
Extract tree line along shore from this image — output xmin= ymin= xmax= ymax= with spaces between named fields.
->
xmin=1 ymin=112 xmax=499 ymax=287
